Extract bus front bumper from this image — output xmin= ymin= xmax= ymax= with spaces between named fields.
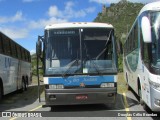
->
xmin=44 ymin=88 xmax=117 ymax=106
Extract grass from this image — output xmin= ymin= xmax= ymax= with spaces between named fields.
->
xmin=117 ymin=73 xmax=128 ymax=94
xmin=31 ymin=75 xmax=43 ymax=85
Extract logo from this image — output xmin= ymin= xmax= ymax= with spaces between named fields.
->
xmin=2 ymin=112 xmax=11 ymax=117
xmin=80 ymin=83 xmax=85 ymax=88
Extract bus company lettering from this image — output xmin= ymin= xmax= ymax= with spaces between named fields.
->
xmin=83 ymin=77 xmax=97 ymax=82
xmin=67 ymin=77 xmax=97 ymax=83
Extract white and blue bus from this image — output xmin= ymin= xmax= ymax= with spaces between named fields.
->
xmin=0 ymin=32 xmax=32 ymax=100
xmin=123 ymin=1 xmax=160 ymax=111
xmin=36 ymin=22 xmax=118 ymax=108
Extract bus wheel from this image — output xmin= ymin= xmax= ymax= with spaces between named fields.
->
xmin=25 ymin=77 xmax=28 ymax=91
xmin=138 ymin=83 xmax=149 ymax=112
xmin=143 ymin=103 xmax=151 ymax=112
xmin=138 ymin=84 xmax=143 ymax=104
xmin=21 ymin=78 xmax=27 ymax=92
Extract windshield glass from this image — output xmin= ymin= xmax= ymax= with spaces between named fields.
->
xmin=45 ymin=28 xmax=117 ymax=75
xmin=82 ymin=28 xmax=116 ymax=74
xmin=150 ymin=11 xmax=160 ymax=68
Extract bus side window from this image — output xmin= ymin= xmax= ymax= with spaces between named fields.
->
xmin=0 ymin=34 xmax=4 ymax=54
xmin=10 ymin=41 xmax=17 ymax=58
xmin=27 ymin=52 xmax=29 ymax=62
xmin=17 ymin=45 xmax=21 ymax=60
xmin=25 ymin=51 xmax=28 ymax=62
xmin=21 ymin=49 xmax=25 ymax=61
xmin=3 ymin=35 xmax=11 ymax=56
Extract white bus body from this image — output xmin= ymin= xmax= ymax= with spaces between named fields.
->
xmin=37 ymin=22 xmax=118 ymax=107
xmin=0 ymin=32 xmax=31 ymax=99
xmin=123 ymin=1 xmax=160 ymax=111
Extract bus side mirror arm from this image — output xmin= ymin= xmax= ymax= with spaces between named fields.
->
xmin=36 ymin=36 xmax=44 ymax=60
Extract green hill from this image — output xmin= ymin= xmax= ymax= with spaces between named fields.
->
xmin=94 ymin=0 xmax=143 ymax=44
xmin=94 ymin=0 xmax=144 ymax=71
xmin=31 ymin=53 xmax=37 ymax=75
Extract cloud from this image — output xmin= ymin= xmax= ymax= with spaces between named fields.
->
xmin=0 ymin=27 xmax=28 ymax=39
xmin=30 ymin=49 xmax=36 ymax=55
xmin=22 ymin=0 xmax=40 ymax=2
xmin=11 ymin=11 xmax=24 ymax=22
xmin=47 ymin=1 xmax=96 ymax=19
xmin=89 ymin=0 xmax=160 ymax=4
xmin=29 ymin=1 xmax=96 ymax=29
xmin=0 ymin=11 xmax=25 ymax=23
xmin=29 ymin=17 xmax=67 ymax=29
xmin=48 ymin=5 xmax=62 ymax=17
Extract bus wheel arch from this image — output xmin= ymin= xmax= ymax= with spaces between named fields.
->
xmin=137 ymin=77 xmax=151 ymax=112
xmin=22 ymin=76 xmax=27 ymax=91
xmin=25 ymin=76 xmax=29 ymax=87
xmin=0 ymin=78 xmax=4 ymax=100
xmin=126 ymin=72 xmax=131 ymax=90
xmin=137 ymin=78 xmax=142 ymax=102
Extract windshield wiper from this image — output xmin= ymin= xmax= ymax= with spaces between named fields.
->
xmin=90 ymin=59 xmax=102 ymax=74
xmin=62 ymin=59 xmax=80 ymax=77
xmin=96 ymin=30 xmax=112 ymax=60
xmin=84 ymin=56 xmax=102 ymax=74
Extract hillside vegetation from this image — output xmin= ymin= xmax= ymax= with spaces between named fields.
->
xmin=94 ymin=0 xmax=144 ymax=71
xmin=94 ymin=0 xmax=143 ymax=44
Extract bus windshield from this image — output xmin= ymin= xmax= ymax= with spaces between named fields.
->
xmin=45 ymin=28 xmax=117 ymax=75
xmin=150 ymin=11 xmax=160 ymax=67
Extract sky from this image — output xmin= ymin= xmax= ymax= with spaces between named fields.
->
xmin=0 ymin=0 xmax=159 ymax=54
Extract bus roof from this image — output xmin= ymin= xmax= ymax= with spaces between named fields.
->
xmin=139 ymin=1 xmax=160 ymax=15
xmin=45 ymin=22 xmax=113 ymax=30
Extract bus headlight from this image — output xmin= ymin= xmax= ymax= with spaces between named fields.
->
xmin=149 ymin=80 xmax=160 ymax=91
xmin=100 ymin=83 xmax=114 ymax=88
xmin=49 ymin=84 xmax=64 ymax=89
xmin=56 ymin=84 xmax=64 ymax=89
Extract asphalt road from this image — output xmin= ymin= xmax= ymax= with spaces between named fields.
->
xmin=0 ymin=85 xmax=159 ymax=120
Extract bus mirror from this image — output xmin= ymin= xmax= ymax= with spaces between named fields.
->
xmin=141 ymin=16 xmax=151 ymax=43
xmin=36 ymin=40 xmax=42 ymax=57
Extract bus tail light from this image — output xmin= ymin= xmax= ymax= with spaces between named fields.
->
xmin=100 ymin=83 xmax=114 ymax=88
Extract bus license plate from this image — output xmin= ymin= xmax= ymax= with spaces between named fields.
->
xmin=76 ymin=95 xmax=88 ymax=100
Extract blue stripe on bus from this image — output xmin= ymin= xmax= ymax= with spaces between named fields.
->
xmin=48 ymin=75 xmax=114 ymax=86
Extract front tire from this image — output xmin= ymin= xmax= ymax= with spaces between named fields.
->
xmin=138 ymin=83 xmax=150 ymax=112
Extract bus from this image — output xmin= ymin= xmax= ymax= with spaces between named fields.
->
xmin=0 ymin=32 xmax=31 ymax=100
xmin=36 ymin=22 xmax=118 ymax=108
xmin=123 ymin=1 xmax=160 ymax=111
